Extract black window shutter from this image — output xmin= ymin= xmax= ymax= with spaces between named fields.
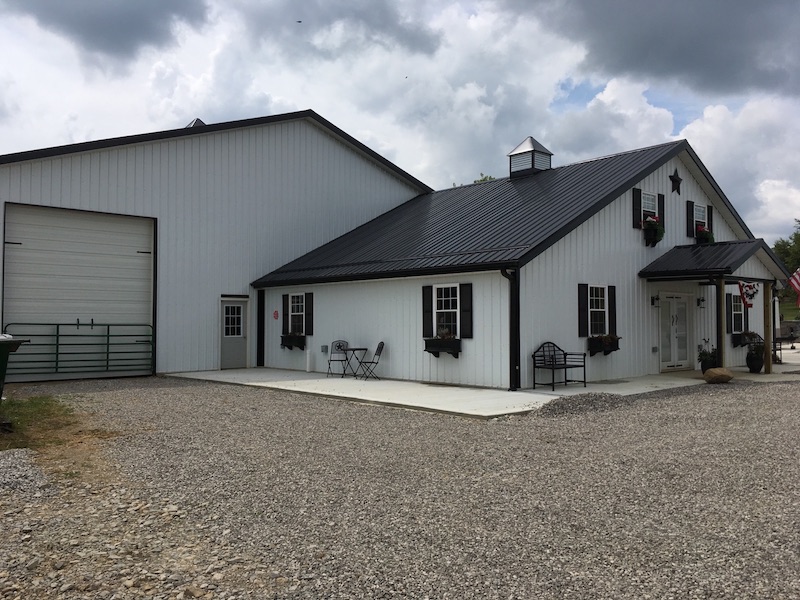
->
xmin=578 ymin=283 xmax=589 ymax=337
xmin=686 ymin=201 xmax=695 ymax=237
xmin=707 ymin=205 xmax=714 ymax=233
xmin=282 ymin=294 xmax=289 ymax=335
xmin=608 ymin=285 xmax=617 ymax=336
xmin=726 ymin=293 xmax=733 ymax=334
xmin=657 ymin=194 xmax=665 ymax=228
xmin=422 ymin=286 xmax=433 ymax=338
xmin=304 ymin=292 xmax=314 ymax=335
xmin=459 ymin=283 xmax=473 ymax=339
xmin=257 ymin=290 xmax=265 ymax=366
xmin=744 ymin=305 xmax=749 ymax=333
xmin=632 ymin=188 xmax=642 ymax=228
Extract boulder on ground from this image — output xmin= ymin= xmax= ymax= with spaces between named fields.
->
xmin=704 ymin=367 xmax=734 ymax=384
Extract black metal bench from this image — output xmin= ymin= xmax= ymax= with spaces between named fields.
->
xmin=532 ymin=342 xmax=586 ymax=391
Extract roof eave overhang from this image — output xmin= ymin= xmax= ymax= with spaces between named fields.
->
xmin=251 ymin=260 xmax=519 ymax=288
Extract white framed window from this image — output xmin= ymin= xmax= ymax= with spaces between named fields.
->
xmin=731 ymin=295 xmax=744 ymax=332
xmin=641 ymin=191 xmax=657 ymax=219
xmin=224 ymin=304 xmax=243 ymax=337
xmin=289 ymin=293 xmax=305 ymax=334
xmin=434 ymin=284 xmax=459 ymax=338
xmin=589 ymin=285 xmax=608 ymax=335
xmin=694 ymin=204 xmax=707 ymax=230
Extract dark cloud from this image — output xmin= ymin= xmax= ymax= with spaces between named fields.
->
xmin=1 ymin=0 xmax=210 ymax=62
xmin=506 ymin=0 xmax=800 ymax=96
xmin=232 ymin=0 xmax=441 ymax=58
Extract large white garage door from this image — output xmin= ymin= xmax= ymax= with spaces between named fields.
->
xmin=3 ymin=204 xmax=154 ymax=379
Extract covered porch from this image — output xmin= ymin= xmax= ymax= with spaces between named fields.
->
xmin=639 ymin=240 xmax=790 ymax=374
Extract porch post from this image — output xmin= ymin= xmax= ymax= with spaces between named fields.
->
xmin=716 ymin=278 xmax=725 ymax=367
xmin=764 ymin=281 xmax=773 ymax=374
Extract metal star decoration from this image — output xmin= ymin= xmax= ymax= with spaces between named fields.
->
xmin=670 ymin=168 xmax=682 ymax=194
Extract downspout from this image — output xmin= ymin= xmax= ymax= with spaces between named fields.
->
xmin=501 ymin=268 xmax=520 ymax=391
xmin=716 ymin=277 xmax=725 ymax=367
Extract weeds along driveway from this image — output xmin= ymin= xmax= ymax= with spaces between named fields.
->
xmin=5 ymin=376 xmax=800 ymax=599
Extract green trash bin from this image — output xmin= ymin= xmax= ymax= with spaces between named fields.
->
xmin=0 ymin=336 xmax=28 ymax=400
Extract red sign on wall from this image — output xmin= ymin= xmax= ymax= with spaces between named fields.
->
xmin=273 ymin=310 xmax=279 ymax=320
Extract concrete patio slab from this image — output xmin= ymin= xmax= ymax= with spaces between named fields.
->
xmin=172 ymin=346 xmax=800 ymax=418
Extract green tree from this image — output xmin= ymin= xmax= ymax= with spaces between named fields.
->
xmin=773 ymin=219 xmax=800 ymax=276
xmin=473 ymin=173 xmax=495 ymax=183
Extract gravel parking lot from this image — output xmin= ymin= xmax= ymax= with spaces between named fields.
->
xmin=1 ymin=376 xmax=799 ymax=599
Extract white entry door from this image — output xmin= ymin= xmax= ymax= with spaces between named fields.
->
xmin=660 ymin=294 xmax=692 ymax=371
xmin=220 ymin=299 xmax=247 ymax=369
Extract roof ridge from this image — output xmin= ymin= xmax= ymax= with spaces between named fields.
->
xmin=558 ymin=139 xmax=686 ymax=169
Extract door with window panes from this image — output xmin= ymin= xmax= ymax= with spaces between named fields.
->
xmin=659 ymin=294 xmax=691 ymax=370
xmin=221 ymin=299 xmax=247 ymax=369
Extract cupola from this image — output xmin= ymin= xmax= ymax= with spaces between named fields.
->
xmin=508 ymin=136 xmax=552 ymax=178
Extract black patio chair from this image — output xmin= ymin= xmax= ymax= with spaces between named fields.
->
xmin=357 ymin=341 xmax=384 ymax=380
xmin=327 ymin=339 xmax=349 ymax=377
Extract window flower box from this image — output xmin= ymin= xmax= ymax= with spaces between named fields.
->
xmin=641 ymin=216 xmax=664 ymax=247
xmin=280 ymin=333 xmax=306 ymax=350
xmin=695 ymin=225 xmax=714 ymax=244
xmin=424 ymin=337 xmax=461 ymax=358
xmin=587 ymin=335 xmax=621 ymax=357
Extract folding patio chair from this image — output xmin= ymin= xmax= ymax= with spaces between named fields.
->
xmin=357 ymin=341 xmax=384 ymax=380
xmin=327 ymin=339 xmax=348 ymax=377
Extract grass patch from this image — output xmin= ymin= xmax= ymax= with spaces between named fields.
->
xmin=0 ymin=394 xmax=77 ymax=451
xmin=779 ymin=300 xmax=800 ymax=323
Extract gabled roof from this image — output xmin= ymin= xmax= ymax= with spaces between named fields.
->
xmin=638 ymin=240 xmax=790 ymax=281
xmin=254 ymin=139 xmax=699 ymax=287
xmin=0 ymin=110 xmax=431 ymax=194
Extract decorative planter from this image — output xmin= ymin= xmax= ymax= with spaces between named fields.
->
xmin=280 ymin=334 xmax=306 ymax=350
xmin=700 ymin=359 xmax=717 ymax=373
xmin=642 ymin=227 xmax=662 ymax=247
xmin=587 ymin=337 xmax=620 ymax=357
xmin=695 ymin=235 xmax=714 ymax=245
xmin=746 ymin=346 xmax=764 ymax=373
xmin=424 ymin=338 xmax=461 ymax=358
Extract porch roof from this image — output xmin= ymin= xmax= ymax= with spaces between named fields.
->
xmin=638 ymin=240 xmax=790 ymax=282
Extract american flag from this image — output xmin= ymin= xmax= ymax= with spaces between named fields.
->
xmin=738 ymin=281 xmax=759 ymax=308
xmin=790 ymin=268 xmax=800 ymax=307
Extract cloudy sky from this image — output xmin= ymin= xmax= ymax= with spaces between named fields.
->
xmin=1 ymin=0 xmax=799 ymax=243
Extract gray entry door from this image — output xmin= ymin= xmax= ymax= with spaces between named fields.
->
xmin=220 ymin=299 xmax=247 ymax=369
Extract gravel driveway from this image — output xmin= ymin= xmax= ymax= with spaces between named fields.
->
xmin=1 ymin=376 xmax=799 ymax=599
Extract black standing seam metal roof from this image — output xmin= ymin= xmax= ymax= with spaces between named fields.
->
xmin=638 ymin=240 xmax=791 ymax=281
xmin=0 ymin=109 xmax=432 ymax=195
xmin=253 ymin=139 xmax=698 ymax=288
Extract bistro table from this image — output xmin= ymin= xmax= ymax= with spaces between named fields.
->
xmin=342 ymin=347 xmax=368 ymax=377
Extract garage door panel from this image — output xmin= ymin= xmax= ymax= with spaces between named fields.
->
xmin=3 ymin=205 xmax=155 ymax=380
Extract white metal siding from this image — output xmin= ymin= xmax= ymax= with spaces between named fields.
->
xmin=0 ymin=118 xmax=421 ymax=373
xmin=264 ymin=272 xmax=509 ymax=388
xmin=519 ymin=155 xmax=766 ymax=385
xmin=4 ymin=204 xmax=153 ymax=325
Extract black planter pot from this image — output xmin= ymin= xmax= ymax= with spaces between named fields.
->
xmin=746 ymin=353 xmax=764 ymax=373
xmin=280 ymin=334 xmax=306 ymax=350
xmin=700 ymin=359 xmax=717 ymax=374
xmin=424 ymin=338 xmax=461 ymax=358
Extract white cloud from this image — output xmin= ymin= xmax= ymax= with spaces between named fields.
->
xmin=679 ymin=97 xmax=800 ymax=242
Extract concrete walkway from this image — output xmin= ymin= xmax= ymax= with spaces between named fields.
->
xmin=173 ymin=346 xmax=800 ymax=418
